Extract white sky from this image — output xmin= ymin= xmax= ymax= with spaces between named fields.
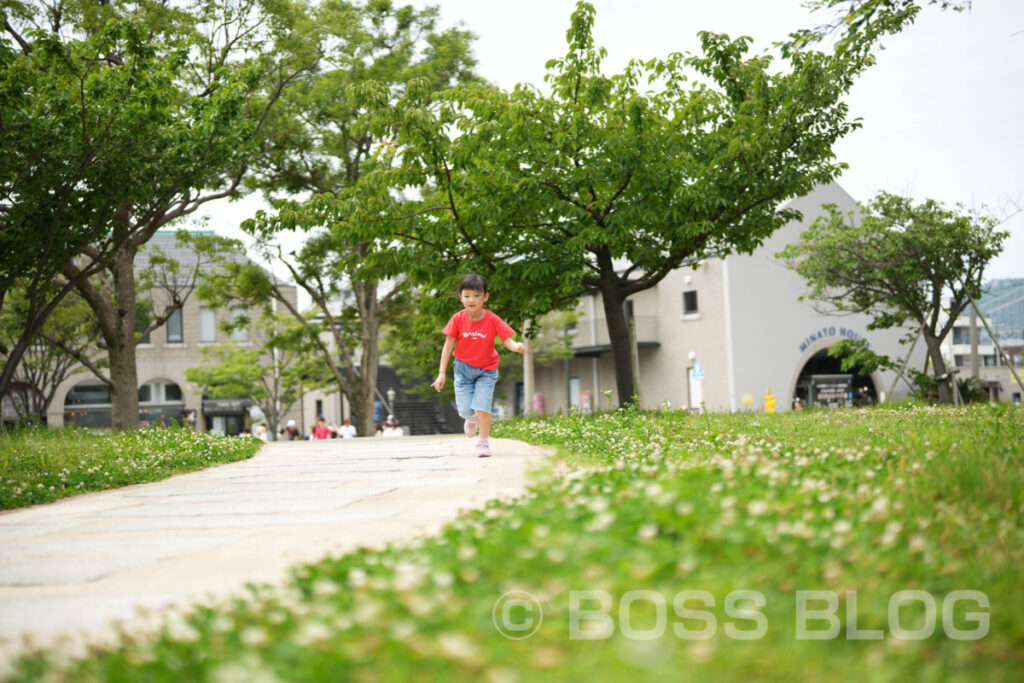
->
xmin=203 ymin=0 xmax=1024 ymax=282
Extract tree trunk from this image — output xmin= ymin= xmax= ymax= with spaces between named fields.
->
xmin=107 ymin=244 xmax=141 ymax=430
xmin=350 ymin=382 xmax=376 ymax=438
xmin=353 ymin=279 xmax=381 ymax=436
xmin=924 ymin=332 xmax=953 ymax=405
xmin=597 ymin=281 xmax=636 ymax=407
xmin=108 ymin=338 xmax=140 ymax=430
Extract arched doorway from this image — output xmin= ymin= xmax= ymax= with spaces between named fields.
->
xmin=793 ymin=348 xmax=878 ymax=408
xmin=138 ymin=379 xmax=186 ymax=427
xmin=63 ymin=382 xmax=113 ymax=428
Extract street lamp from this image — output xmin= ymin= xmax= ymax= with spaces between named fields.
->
xmin=386 ymin=387 xmax=396 ymax=417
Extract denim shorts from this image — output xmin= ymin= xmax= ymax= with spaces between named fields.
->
xmin=453 ymin=358 xmax=499 ymax=418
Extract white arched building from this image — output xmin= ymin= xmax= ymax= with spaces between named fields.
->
xmin=517 ymin=183 xmax=926 ymax=415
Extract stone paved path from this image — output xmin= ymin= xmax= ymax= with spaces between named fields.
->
xmin=0 ymin=435 xmax=546 ymax=660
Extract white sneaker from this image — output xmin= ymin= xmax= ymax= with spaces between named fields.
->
xmin=464 ymin=415 xmax=478 ymax=438
xmin=476 ymin=440 xmax=491 ymax=458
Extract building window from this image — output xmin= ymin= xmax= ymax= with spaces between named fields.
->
xmin=231 ymin=307 xmax=249 ymax=342
xmin=65 ymin=383 xmax=112 ymax=406
xmin=165 ymin=383 xmax=183 ymax=401
xmin=64 ymin=383 xmax=112 ymax=428
xmin=952 ymin=326 xmax=969 ymax=345
xmin=953 ymin=355 xmax=966 ymax=368
xmin=199 ymin=307 xmax=217 ymax=343
xmin=683 ymin=290 xmax=699 ymax=315
xmin=167 ymin=309 xmax=183 ymax=343
xmin=138 ymin=380 xmax=186 ymax=427
xmin=315 ymin=399 xmax=323 ymax=419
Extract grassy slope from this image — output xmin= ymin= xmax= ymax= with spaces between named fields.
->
xmin=5 ymin=405 xmax=1023 ymax=682
xmin=0 ymin=427 xmax=263 ymax=510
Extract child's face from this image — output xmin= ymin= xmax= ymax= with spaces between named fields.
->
xmin=459 ymin=288 xmax=489 ymax=312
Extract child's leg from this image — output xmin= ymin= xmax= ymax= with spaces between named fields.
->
xmin=452 ymin=360 xmax=475 ymax=420
xmin=476 ymin=410 xmax=492 ymax=440
xmin=470 ymin=368 xmax=499 ymax=442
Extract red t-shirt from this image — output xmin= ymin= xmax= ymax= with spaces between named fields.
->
xmin=444 ymin=309 xmax=514 ymax=371
xmin=314 ymin=426 xmax=331 ymax=439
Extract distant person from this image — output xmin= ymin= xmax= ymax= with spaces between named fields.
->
xmin=314 ymin=417 xmax=331 ymax=440
xmin=338 ymin=418 xmax=357 ymax=438
xmin=254 ymin=424 xmax=269 ymax=442
xmin=431 ymin=273 xmax=526 ymax=457
xmin=284 ymin=420 xmax=301 ymax=440
xmin=381 ymin=417 xmax=403 ymax=438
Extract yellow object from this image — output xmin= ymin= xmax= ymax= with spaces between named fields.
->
xmin=764 ymin=388 xmax=776 ymax=414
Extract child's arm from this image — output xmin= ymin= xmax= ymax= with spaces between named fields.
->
xmin=431 ymin=336 xmax=456 ymax=391
xmin=504 ymin=336 xmax=527 ymax=354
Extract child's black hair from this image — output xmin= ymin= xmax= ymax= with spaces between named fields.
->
xmin=458 ymin=273 xmax=488 ymax=294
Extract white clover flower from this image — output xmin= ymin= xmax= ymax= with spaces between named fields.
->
xmin=908 ymin=535 xmax=927 ymax=553
xmin=438 ymin=632 xmax=478 ymax=660
xmin=546 ymin=546 xmax=567 ymax=563
xmin=867 ymin=497 xmax=889 ymax=522
xmin=294 ymin=620 xmax=332 ymax=647
xmin=347 ymin=567 xmax=368 ymax=588
xmin=586 ymin=511 xmax=615 ymax=532
xmin=675 ymin=501 xmax=695 ymax=516
xmin=163 ymin=612 xmax=200 ymax=642
xmin=637 ymin=523 xmax=659 ymax=540
xmin=391 ymin=620 xmax=416 ymax=641
xmin=239 ymin=626 xmax=269 ymax=648
xmin=747 ymin=500 xmax=769 ymax=516
xmin=311 ymin=578 xmax=339 ymax=598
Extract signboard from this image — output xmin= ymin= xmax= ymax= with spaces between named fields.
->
xmin=741 ymin=393 xmax=753 ymax=406
xmin=692 ymin=360 xmax=705 ymax=381
xmin=809 ymin=374 xmax=853 ymax=408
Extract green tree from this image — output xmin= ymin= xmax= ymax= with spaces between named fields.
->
xmin=789 ymin=0 xmax=972 ymax=54
xmin=185 ymin=314 xmax=331 ymax=440
xmin=778 ymin=192 xmax=1007 ymax=404
xmin=358 ymin=0 xmax=892 ymax=406
xmin=0 ymin=9 xmax=192 ymax=405
xmin=0 ymin=281 xmax=97 ymax=423
xmin=226 ymin=0 xmax=478 ymax=436
xmin=2 ymin=0 xmax=319 ymax=430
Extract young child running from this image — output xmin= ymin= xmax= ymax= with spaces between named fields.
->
xmin=431 ymin=274 xmax=526 ymax=457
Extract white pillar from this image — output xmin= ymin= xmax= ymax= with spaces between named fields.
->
xmin=523 ymin=320 xmax=535 ymax=416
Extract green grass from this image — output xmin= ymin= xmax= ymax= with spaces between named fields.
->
xmin=4 ymin=404 xmax=1023 ymax=681
xmin=0 ymin=426 xmax=263 ymax=510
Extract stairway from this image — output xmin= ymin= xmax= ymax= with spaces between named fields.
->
xmin=376 ymin=365 xmax=459 ymax=435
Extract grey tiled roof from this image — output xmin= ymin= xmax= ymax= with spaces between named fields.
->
xmin=138 ymin=231 xmax=283 ymax=284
